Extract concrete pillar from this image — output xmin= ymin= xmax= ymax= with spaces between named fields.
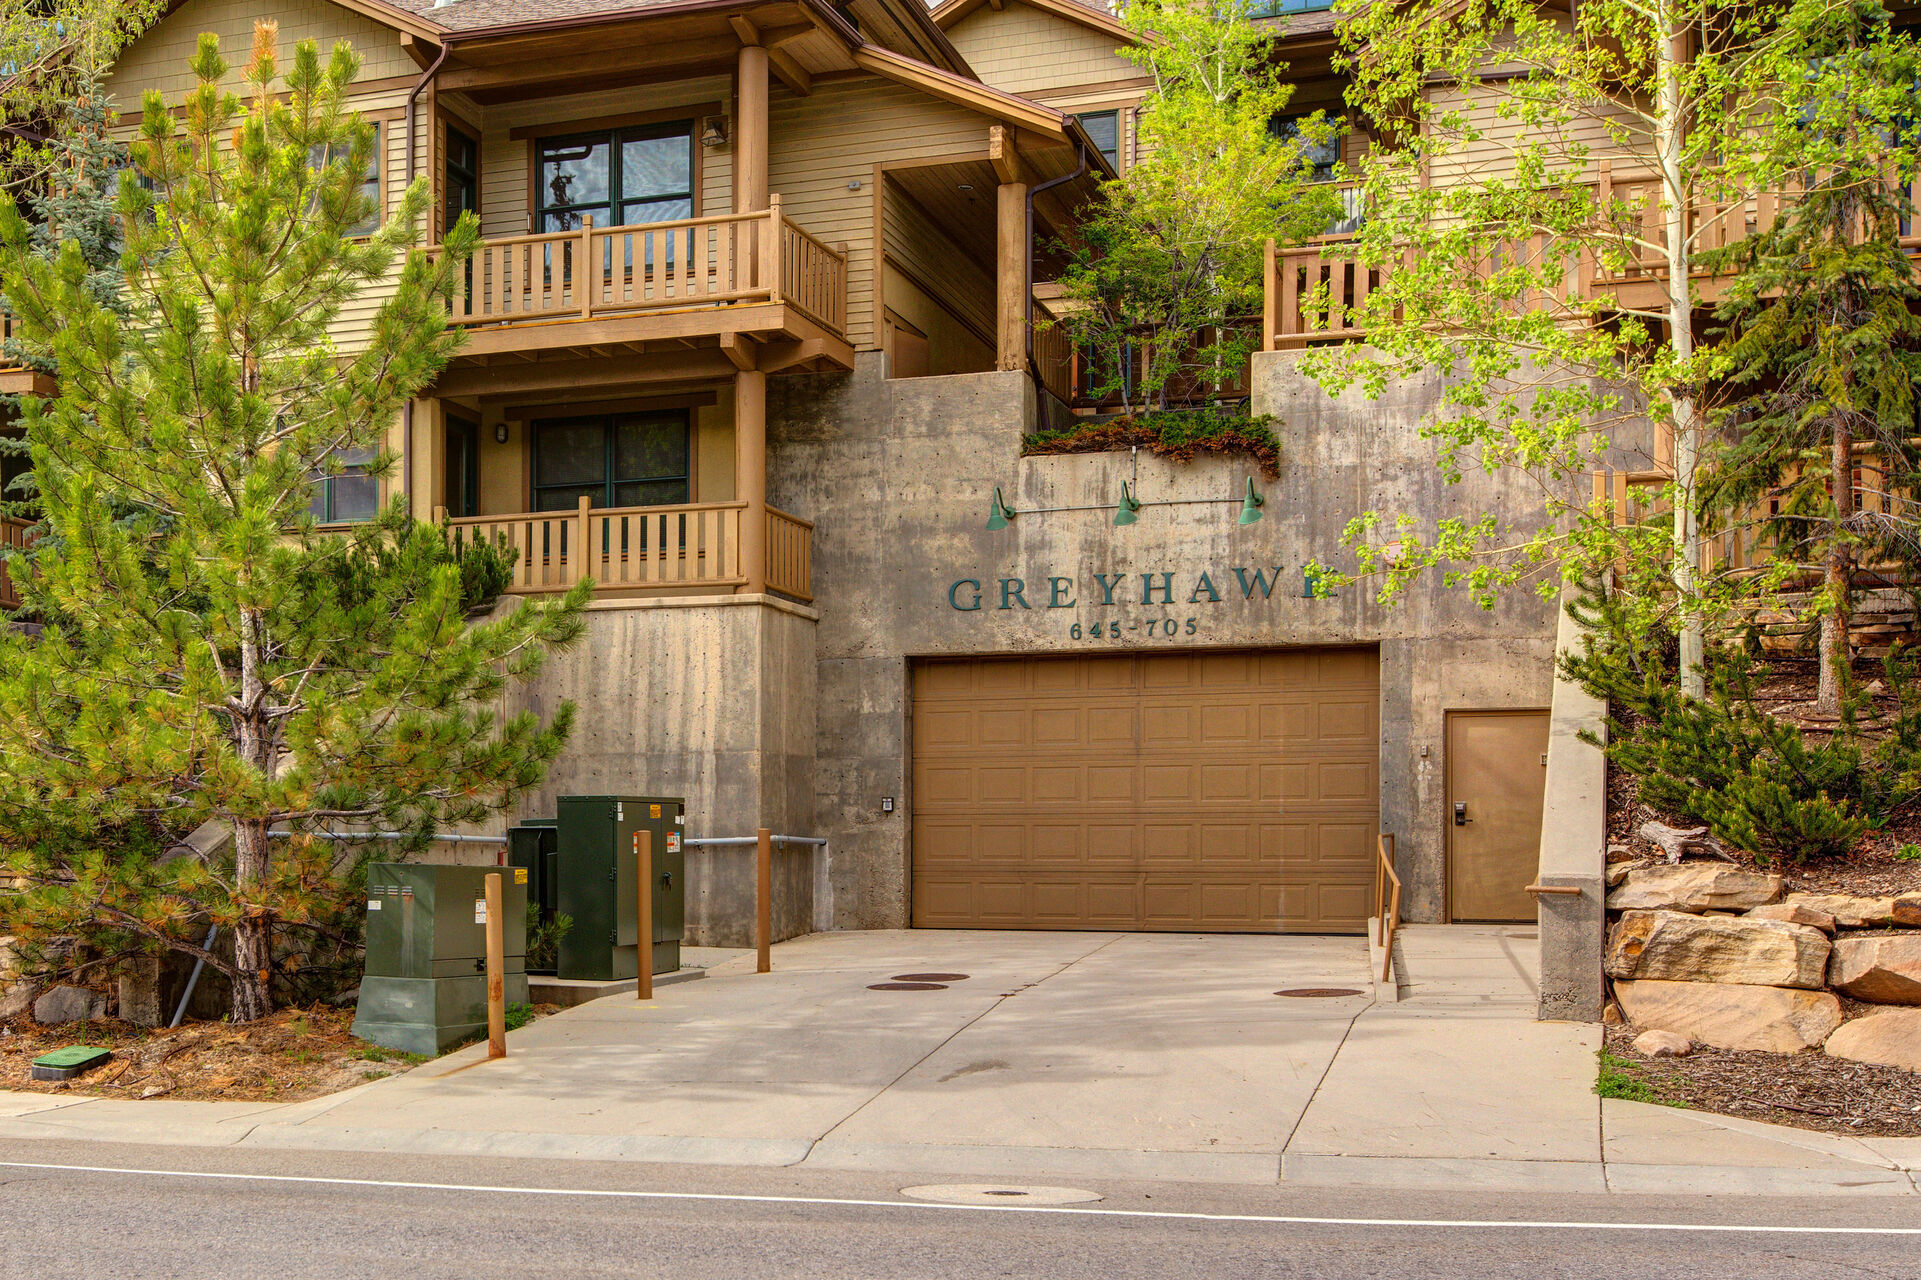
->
xmin=734 ymin=369 xmax=767 ymax=594
xmin=118 ymin=956 xmax=165 ymax=1028
xmin=734 ymin=44 xmax=769 ymax=214
xmin=995 ymin=180 xmax=1028 ymax=371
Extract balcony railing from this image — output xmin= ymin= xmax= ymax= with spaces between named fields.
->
xmin=1 ymin=516 xmax=31 ymax=611
xmin=442 ymin=497 xmax=813 ymax=602
xmin=447 ymin=197 xmax=847 ymax=339
xmin=1265 ymin=166 xmax=1921 ymax=348
xmin=1032 ymin=302 xmax=1253 ymax=412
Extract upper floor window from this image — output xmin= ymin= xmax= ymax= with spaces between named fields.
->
xmin=1268 ymin=113 xmax=1343 ymax=182
xmin=310 ymin=121 xmax=381 ymax=238
xmin=445 ymin=124 xmax=479 ymax=238
xmin=537 ymin=122 xmax=693 ymax=233
xmin=1077 ymin=110 xmax=1122 ymax=172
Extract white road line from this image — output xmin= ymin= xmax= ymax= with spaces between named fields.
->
xmin=1 ymin=1160 xmax=1917 ymax=1235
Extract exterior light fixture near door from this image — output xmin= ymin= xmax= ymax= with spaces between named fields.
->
xmin=957 ymin=182 xmax=974 ymax=191
xmin=985 ymin=486 xmax=1017 ymax=531
xmin=1112 ymin=481 xmax=1141 ymax=526
xmin=494 ymin=422 xmax=510 ymax=444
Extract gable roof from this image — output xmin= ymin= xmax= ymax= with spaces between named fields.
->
xmin=932 ymin=0 xmax=1133 ymax=44
xmin=161 ymin=0 xmax=443 ymax=42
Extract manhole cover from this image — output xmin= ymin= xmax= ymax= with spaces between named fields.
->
xmin=1275 ymin=988 xmax=1365 ymax=998
xmin=901 ymin=1184 xmax=1103 ymax=1206
xmin=893 ymin=972 xmax=969 ymax=982
xmin=868 ymin=981 xmax=948 ymax=991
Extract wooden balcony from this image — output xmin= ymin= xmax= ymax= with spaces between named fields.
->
xmin=1 ymin=516 xmax=31 ymax=611
xmin=443 ymin=497 xmax=812 ymax=603
xmin=0 ymin=315 xmax=54 ymax=397
xmin=438 ymin=198 xmax=852 ymax=378
xmin=1264 ymin=169 xmax=1921 ymax=349
xmin=1032 ymin=302 xmax=1253 ymax=412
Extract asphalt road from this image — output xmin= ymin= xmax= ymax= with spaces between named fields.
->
xmin=2 ymin=1140 xmax=1917 ymax=1280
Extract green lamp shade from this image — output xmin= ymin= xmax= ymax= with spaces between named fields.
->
xmin=1113 ymin=481 xmax=1141 ymax=527
xmin=1237 ymin=477 xmax=1265 ymax=525
xmin=986 ymin=486 xmax=1015 ymax=531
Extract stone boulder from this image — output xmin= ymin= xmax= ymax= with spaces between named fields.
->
xmin=1828 ymin=935 xmax=1921 ymax=1005
xmin=1745 ymin=902 xmax=1837 ymax=934
xmin=1607 ymin=864 xmax=1783 ymax=913
xmin=1824 ymin=1009 xmax=1921 ymax=1073
xmin=0 ymin=935 xmax=17 ymax=981
xmin=0 ymin=982 xmax=37 ymax=1021
xmin=1605 ymin=909 xmax=1830 ymax=989
xmin=1614 ymin=978 xmax=1843 ymax=1052
xmin=31 ymin=984 xmax=106 ymax=1025
xmin=1632 ymin=1029 xmax=1693 ymax=1057
xmin=1783 ymin=892 xmax=1913 ymax=929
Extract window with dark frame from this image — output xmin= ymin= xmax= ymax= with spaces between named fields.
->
xmin=310 ymin=120 xmax=382 ymax=238
xmin=1076 ymin=110 xmax=1121 ymax=171
xmin=531 ymin=411 xmax=690 ymax=512
xmin=445 ymin=124 xmax=479 ymax=238
xmin=536 ymin=122 xmax=694 ymax=233
xmin=1248 ymin=0 xmax=1335 ymax=16
xmin=1269 ymin=111 xmax=1362 ymax=234
xmin=308 ymin=446 xmax=379 ymax=524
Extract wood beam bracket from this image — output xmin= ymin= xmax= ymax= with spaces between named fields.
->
xmin=719 ymin=332 xmax=759 ymax=370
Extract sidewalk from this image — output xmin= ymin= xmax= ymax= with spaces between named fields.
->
xmin=1 ymin=926 xmax=1916 ymax=1194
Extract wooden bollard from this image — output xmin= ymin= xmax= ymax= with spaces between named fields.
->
xmin=756 ymin=827 xmax=772 ymax=974
xmin=637 ymin=828 xmax=653 ymax=1001
xmin=484 ymin=871 xmax=505 ymax=1059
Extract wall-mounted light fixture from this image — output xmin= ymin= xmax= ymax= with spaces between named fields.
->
xmin=985 ymin=477 xmax=1267 ymax=531
xmin=700 ymin=117 xmax=729 ymax=148
xmin=494 ymin=421 xmax=510 ymax=444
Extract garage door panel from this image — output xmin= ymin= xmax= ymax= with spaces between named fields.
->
xmin=912 ymin=648 xmax=1378 ymax=933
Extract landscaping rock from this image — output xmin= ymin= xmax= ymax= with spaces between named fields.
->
xmin=1895 ymin=899 xmax=1921 ymax=929
xmin=1614 ymin=978 xmax=1843 ymax=1052
xmin=31 ymin=985 xmax=106 ymax=1025
xmin=1607 ymin=864 xmax=1782 ymax=912
xmin=1606 ymin=863 xmax=1633 ymax=888
xmin=1632 ymin=1029 xmax=1694 ymax=1057
xmin=1745 ymin=902 xmax=1837 ymax=934
xmin=0 ymin=983 xmax=37 ymax=1021
xmin=1783 ymin=892 xmax=1903 ymax=929
xmin=1824 ymin=1009 xmax=1921 ymax=1073
xmin=1605 ymin=909 xmax=1830 ymax=989
xmin=0 ymin=936 xmax=17 ymax=981
xmin=1828 ymin=935 xmax=1921 ymax=1005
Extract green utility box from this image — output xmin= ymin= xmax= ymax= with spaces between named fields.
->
xmin=352 ymin=863 xmax=529 ymax=1057
xmin=509 ymin=820 xmax=559 ymax=912
xmin=555 ymin=795 xmax=685 ymax=981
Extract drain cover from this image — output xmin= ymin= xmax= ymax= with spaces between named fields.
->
xmin=868 ymin=981 xmax=948 ymax=991
xmin=1275 ymin=987 xmax=1365 ymax=998
xmin=901 ymin=1184 xmax=1103 ymax=1206
xmin=893 ymin=972 xmax=969 ymax=982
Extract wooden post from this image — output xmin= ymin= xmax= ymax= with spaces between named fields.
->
xmin=735 ymin=44 xmax=770 ymax=214
xmin=484 ymin=871 xmax=505 ymax=1059
xmin=579 ymin=214 xmax=595 ymax=318
xmin=734 ymin=369 xmax=767 ymax=594
xmin=995 ymin=179 xmax=1028 ymax=371
xmin=575 ymin=494 xmax=593 ymax=585
xmin=1262 ymin=239 xmax=1278 ymax=353
xmin=764 ymin=193 xmax=784 ymax=304
xmin=637 ymin=828 xmax=653 ymax=1001
xmin=756 ymin=827 xmax=772 ymax=974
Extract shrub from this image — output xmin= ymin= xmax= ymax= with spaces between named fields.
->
xmin=1022 ymin=407 xmax=1281 ymax=479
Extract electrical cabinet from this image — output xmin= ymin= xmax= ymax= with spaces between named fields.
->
xmin=353 ymin=862 xmax=529 ymax=1056
xmin=555 ymin=795 xmax=685 ymax=981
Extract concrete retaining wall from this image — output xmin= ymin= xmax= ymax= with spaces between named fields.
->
xmin=1535 ymin=604 xmax=1611 ymax=1021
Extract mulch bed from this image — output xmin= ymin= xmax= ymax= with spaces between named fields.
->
xmin=0 ymin=1002 xmax=555 ymax=1102
xmin=1602 ymin=1024 xmax=1921 ymax=1137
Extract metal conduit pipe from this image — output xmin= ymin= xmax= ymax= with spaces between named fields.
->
xmin=685 ymin=835 xmax=828 ymax=847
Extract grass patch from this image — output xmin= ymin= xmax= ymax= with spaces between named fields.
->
xmin=1596 ymin=1050 xmax=1688 ymax=1107
xmin=1023 ymin=408 xmax=1281 ymax=478
xmin=505 ymin=1002 xmax=535 ymax=1032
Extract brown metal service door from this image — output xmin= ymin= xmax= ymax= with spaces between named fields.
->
xmin=910 ymin=649 xmax=1379 ymax=932
xmin=1445 ymin=709 xmax=1551 ymax=922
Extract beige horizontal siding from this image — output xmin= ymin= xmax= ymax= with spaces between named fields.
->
xmin=106 ymin=0 xmax=416 ymax=109
xmin=944 ymin=2 xmax=1135 ymax=99
xmin=881 ymin=180 xmax=993 ymax=347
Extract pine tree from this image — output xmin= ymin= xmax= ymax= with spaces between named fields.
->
xmin=0 ymin=25 xmax=588 ymax=1022
xmin=1702 ymin=10 xmax=1921 ymax=717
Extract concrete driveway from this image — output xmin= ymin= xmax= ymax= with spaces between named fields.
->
xmin=258 ymin=930 xmax=1374 ymax=1181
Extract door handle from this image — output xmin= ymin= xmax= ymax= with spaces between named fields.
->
xmin=1454 ymin=801 xmax=1471 ymax=826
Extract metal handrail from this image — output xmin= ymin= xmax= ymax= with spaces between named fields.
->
xmin=1372 ymin=832 xmax=1402 ymax=985
xmin=680 ymin=829 xmax=827 ymax=974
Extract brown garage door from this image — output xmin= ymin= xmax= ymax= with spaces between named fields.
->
xmin=911 ymin=648 xmax=1379 ymax=933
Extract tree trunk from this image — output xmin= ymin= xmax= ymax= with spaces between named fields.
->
xmin=1816 ymin=420 xmax=1854 ymax=716
xmin=228 ymin=608 xmax=277 ymax=1024
xmin=1657 ymin=15 xmax=1706 ymax=700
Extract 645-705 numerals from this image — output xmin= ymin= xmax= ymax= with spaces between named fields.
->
xmin=1071 ymin=618 xmax=1197 ymax=640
